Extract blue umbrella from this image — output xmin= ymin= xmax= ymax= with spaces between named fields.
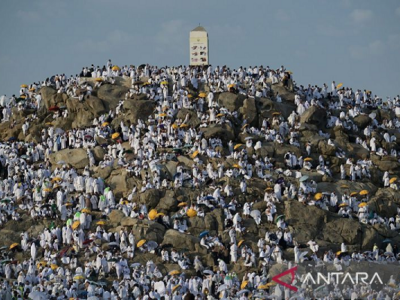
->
xmin=276 ymin=177 xmax=284 ymax=184
xmin=382 ymin=239 xmax=391 ymax=243
xmin=205 ymin=196 xmax=215 ymax=200
xmin=8 ymin=137 xmax=16 ymax=142
xmin=199 ymin=231 xmax=209 ymax=238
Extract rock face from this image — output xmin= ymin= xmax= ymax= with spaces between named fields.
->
xmin=162 ymin=230 xmax=200 ymax=251
xmin=96 ymin=84 xmax=129 ymax=111
xmin=240 ymin=98 xmax=258 ymax=126
xmin=300 ymin=106 xmax=326 ymax=128
xmin=200 ymin=124 xmax=235 ymax=142
xmin=49 ymin=148 xmax=89 ymax=169
xmin=217 ymin=92 xmax=245 ymax=111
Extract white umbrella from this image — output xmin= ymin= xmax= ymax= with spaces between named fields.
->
xmin=29 ymin=291 xmax=47 ymax=299
xmin=217 ymin=284 xmax=228 ymax=292
xmin=203 ymin=269 xmax=214 ymax=275
xmin=299 ymin=175 xmax=309 ymax=182
xmin=245 ymin=136 xmax=253 ymax=140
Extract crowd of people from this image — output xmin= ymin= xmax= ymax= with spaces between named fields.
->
xmin=0 ymin=60 xmax=399 ymax=299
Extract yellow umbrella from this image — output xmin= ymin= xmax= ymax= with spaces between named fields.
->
xmin=390 ymin=177 xmax=397 ymax=184
xmin=339 ymin=203 xmax=348 ymax=207
xmin=258 ymin=283 xmax=270 ymax=290
xmin=233 ymin=164 xmax=241 ymax=169
xmin=172 ymin=284 xmax=181 ymax=293
xmin=37 ymin=261 xmax=46 ymax=268
xmin=272 ymin=112 xmax=281 ymax=116
xmin=137 ymin=239 xmax=146 ymax=248
xmin=112 ymin=66 xmax=120 ymax=71
xmin=228 ymin=84 xmax=236 ymax=89
xmin=180 ymin=123 xmax=188 ymax=128
xmin=50 ymin=264 xmax=58 ymax=270
xmin=192 ymin=150 xmax=199 ymax=159
xmin=102 ymin=122 xmax=109 ymax=127
xmin=234 ymin=144 xmax=243 ymax=150
xmin=178 ymin=202 xmax=187 ymax=207
xmin=336 ymin=251 xmax=342 ymax=256
xmin=314 ymin=193 xmax=323 ymax=200
xmin=20 ymin=95 xmax=26 ymax=99
xmin=71 ymin=221 xmax=80 ymax=230
xmin=52 ymin=177 xmax=62 ymax=182
xmin=148 ymin=209 xmax=158 ymax=220
xmin=81 ymin=208 xmax=91 ymax=214
xmin=340 ymin=185 xmax=349 ymax=189
xmin=43 ymin=188 xmax=52 ymax=192
xmin=97 ymin=221 xmax=105 ymax=226
xmin=172 ymin=124 xmax=178 ymax=129
xmin=187 ymin=94 xmax=193 ymax=98
xmin=95 ymin=77 xmax=103 ymax=82
xmin=216 ymin=113 xmax=224 ymax=117
xmin=238 ymin=240 xmax=244 ymax=247
xmin=20 ymin=84 xmax=28 ymax=88
xmin=336 ymin=83 xmax=343 ymax=88
xmin=73 ymin=274 xmax=85 ymax=280
xmin=304 ymin=157 xmax=313 ymax=162
xmin=358 ymin=202 xmax=368 ymax=208
xmin=156 ymin=213 xmax=165 ymax=217
xmin=161 ymin=81 xmax=168 ymax=85
xmin=359 ymin=190 xmax=368 ymax=196
xmin=158 ymin=113 xmax=167 ymax=117
xmin=121 ymin=200 xmax=129 ymax=205
xmin=45 ymin=122 xmax=53 ymax=126
xmin=198 ymin=92 xmax=207 ymax=98
xmin=265 ymin=187 xmax=273 ymax=192
xmin=187 ymin=209 xmax=197 ymax=218
xmin=112 ymin=132 xmax=120 ymax=139
xmin=29 ymin=87 xmax=36 ymax=91
xmin=169 ymin=270 xmax=180 ymax=276
xmin=65 ymin=202 xmax=73 ymax=207
xmin=9 ymin=243 xmax=19 ymax=250
xmin=287 ymin=71 xmax=293 ymax=75
xmin=241 ymin=281 xmax=248 ymax=290
xmin=350 ymin=192 xmax=358 ymax=197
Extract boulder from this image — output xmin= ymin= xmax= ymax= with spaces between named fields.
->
xmin=200 ymin=124 xmax=235 ymax=143
xmin=108 ymin=210 xmax=125 ymax=226
xmin=49 ymin=148 xmax=89 ymax=169
xmin=96 ymin=84 xmax=129 ymax=111
xmin=176 ymin=108 xmax=201 ymax=128
xmin=240 ymin=98 xmax=258 ymax=127
xmin=139 ymin=189 xmax=160 ymax=208
xmin=353 ymin=114 xmax=371 ymax=129
xmin=162 ymin=230 xmax=199 ymax=251
xmin=156 ymin=190 xmax=178 ymax=212
xmin=217 ymin=92 xmax=245 ymax=111
xmin=300 ymin=106 xmax=326 ymax=128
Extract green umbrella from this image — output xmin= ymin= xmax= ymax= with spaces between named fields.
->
xmin=275 ymin=215 xmax=285 ymax=223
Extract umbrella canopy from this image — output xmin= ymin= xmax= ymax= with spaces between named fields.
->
xmin=339 ymin=203 xmax=348 ymax=207
xmin=390 ymin=178 xmax=397 ymax=184
xmin=51 ymin=177 xmax=62 ymax=182
xmin=304 ymin=157 xmax=313 ymax=161
xmin=359 ymin=190 xmax=369 ymax=196
xmin=241 ymin=281 xmax=249 ymax=290
xmin=169 ymin=270 xmax=180 ymax=276
xmin=180 ymin=123 xmax=188 ymax=128
xmin=97 ymin=221 xmax=105 ymax=226
xmin=148 ymin=209 xmax=158 ymax=220
xmin=299 ymin=175 xmax=309 ymax=182
xmin=20 ymin=84 xmax=28 ymax=88
xmin=233 ymin=164 xmax=241 ymax=169
xmin=314 ymin=193 xmax=323 ymax=200
xmin=216 ymin=113 xmax=224 ymax=117
xmin=71 ymin=221 xmax=80 ymax=230
xmin=81 ymin=208 xmax=91 ymax=213
xmin=73 ymin=274 xmax=85 ymax=281
xmin=275 ymin=215 xmax=285 ymax=223
xmin=203 ymin=269 xmax=214 ymax=275
xmin=172 ymin=284 xmax=181 ymax=293
xmin=160 ymin=81 xmax=168 ymax=85
xmin=192 ymin=150 xmax=199 ymax=158
xmin=112 ymin=132 xmax=120 ymax=139
xmin=158 ymin=113 xmax=167 ymax=117
xmin=272 ymin=112 xmax=281 ymax=116
xmin=137 ymin=239 xmax=146 ymax=248
xmin=198 ymin=92 xmax=207 ymax=98
xmin=50 ymin=264 xmax=58 ymax=270
xmin=234 ymin=144 xmax=243 ymax=150
xmin=238 ymin=240 xmax=245 ymax=247
xmin=49 ymin=106 xmax=59 ymax=112
xmin=336 ymin=83 xmax=343 ymax=88
xmin=237 ymin=289 xmax=250 ymax=296
xmin=217 ymin=284 xmax=227 ymax=292
xmin=350 ymin=192 xmax=358 ymax=197
xmin=187 ymin=209 xmax=197 ymax=218
xmin=340 ymin=184 xmax=349 ymax=189
xmin=9 ymin=243 xmax=19 ymax=250
xmin=172 ymin=124 xmax=178 ymax=129
xmin=102 ymin=122 xmax=109 ymax=127
xmin=199 ymin=230 xmax=209 ymax=238
xmin=28 ymin=291 xmax=47 ymax=300
xmin=95 ymin=77 xmax=103 ymax=82
xmin=358 ymin=203 xmax=368 ymax=208
xmin=112 ymin=66 xmax=120 ymax=71
xmin=178 ymin=202 xmax=187 ymax=207
xmin=250 ymin=210 xmax=261 ymax=219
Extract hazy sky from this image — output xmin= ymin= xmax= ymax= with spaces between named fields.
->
xmin=0 ymin=0 xmax=399 ymax=98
